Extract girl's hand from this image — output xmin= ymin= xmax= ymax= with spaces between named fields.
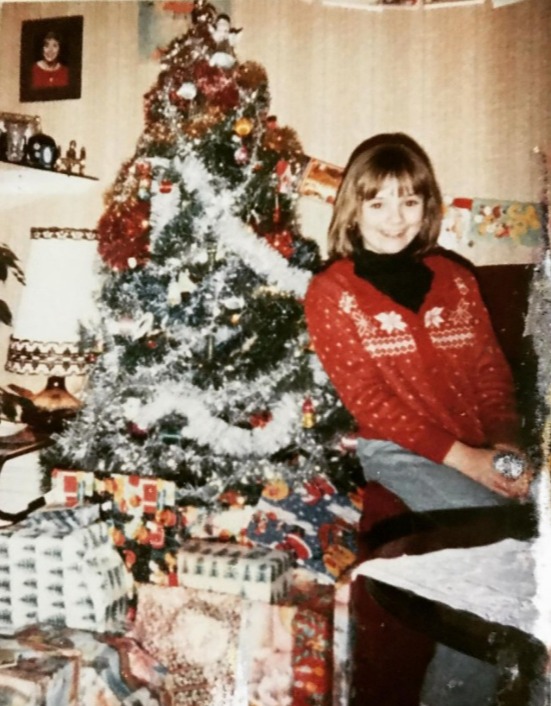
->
xmin=443 ymin=442 xmax=533 ymax=500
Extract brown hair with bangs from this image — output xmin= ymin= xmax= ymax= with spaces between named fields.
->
xmin=327 ymin=133 xmax=443 ymax=259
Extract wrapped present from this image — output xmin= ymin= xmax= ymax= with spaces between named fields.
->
xmin=0 ymin=624 xmax=170 ymax=706
xmin=244 ymin=599 xmax=334 ymax=706
xmin=51 ymin=468 xmax=95 ymax=507
xmin=131 ymin=584 xmax=244 ymax=706
xmin=179 ymin=487 xmax=259 ymax=545
xmin=20 ymin=502 xmax=101 ymax=531
xmin=52 ymin=470 xmax=181 ymax=586
xmin=0 ymin=652 xmax=79 ymax=706
xmin=177 ymin=539 xmax=293 ymax=603
xmin=131 ymin=575 xmax=336 ymax=706
xmin=33 ymin=519 xmax=111 ymax=627
xmin=63 ymin=523 xmax=130 ymax=632
xmin=35 ymin=531 xmax=65 ymax=624
xmin=8 ymin=527 xmax=41 ymax=631
xmin=0 ymin=514 xmax=89 ymax=633
xmin=246 ymin=474 xmax=362 ymax=581
xmin=0 ymin=507 xmax=129 ymax=635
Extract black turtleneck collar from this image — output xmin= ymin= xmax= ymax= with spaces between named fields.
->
xmin=352 ymin=236 xmax=433 ymax=313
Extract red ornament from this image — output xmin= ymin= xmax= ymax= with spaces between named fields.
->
xmin=234 ymin=145 xmax=249 ymax=165
xmin=98 ymin=200 xmax=151 ymax=270
xmin=156 ymin=508 xmax=177 ymax=527
xmin=250 ymin=410 xmax=272 ymax=428
xmin=159 ymin=179 xmax=173 ymax=193
xmin=265 ymin=230 xmax=294 ymax=259
xmin=275 ymin=159 xmax=292 ymax=194
xmin=193 ymin=60 xmax=239 ymax=110
xmin=135 ymin=525 xmax=151 ymax=545
xmin=302 ymin=397 xmax=316 ymax=429
xmin=128 ymin=422 xmax=148 ymax=439
xmin=123 ymin=549 xmax=137 ymax=568
xmin=149 ymin=523 xmax=166 ymax=549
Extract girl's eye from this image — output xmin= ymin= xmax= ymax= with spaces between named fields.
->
xmin=405 ymin=198 xmax=421 ymax=207
xmin=368 ymin=201 xmax=383 ymax=209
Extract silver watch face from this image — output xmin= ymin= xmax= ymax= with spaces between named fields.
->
xmin=493 ymin=451 xmax=525 ymax=480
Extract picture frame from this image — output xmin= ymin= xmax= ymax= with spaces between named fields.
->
xmin=322 ymin=0 xmax=420 ymax=8
xmin=0 ymin=111 xmax=41 ymax=164
xmin=423 ymin=0 xmax=483 ymax=6
xmin=19 ymin=15 xmax=83 ymax=103
xmin=298 ymin=157 xmax=344 ymax=205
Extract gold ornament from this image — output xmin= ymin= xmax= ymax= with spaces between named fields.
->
xmin=234 ymin=117 xmax=253 ymax=137
xmin=302 ymin=398 xmax=316 ymax=429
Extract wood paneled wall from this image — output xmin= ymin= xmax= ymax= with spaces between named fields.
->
xmin=233 ymin=0 xmax=551 ymax=202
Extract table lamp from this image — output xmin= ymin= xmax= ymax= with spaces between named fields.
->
xmin=4 ymin=227 xmax=99 ymax=433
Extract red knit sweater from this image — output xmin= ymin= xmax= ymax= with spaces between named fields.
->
xmin=304 ymin=253 xmax=520 ymax=464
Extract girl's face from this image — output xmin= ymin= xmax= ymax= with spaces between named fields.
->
xmin=43 ymin=38 xmax=60 ymax=64
xmin=358 ymin=176 xmax=424 ymax=254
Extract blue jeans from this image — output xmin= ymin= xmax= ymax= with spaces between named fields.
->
xmin=356 ymin=438 xmax=513 ymax=706
xmin=357 ymin=438 xmax=511 ymax=512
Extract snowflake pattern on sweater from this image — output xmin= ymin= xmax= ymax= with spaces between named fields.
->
xmin=339 ymin=292 xmax=416 ymax=357
xmin=305 ymin=253 xmax=520 ymax=464
xmin=339 ymin=275 xmax=477 ymax=358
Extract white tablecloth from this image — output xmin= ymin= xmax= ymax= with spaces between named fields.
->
xmin=354 ymin=539 xmax=547 ymax=643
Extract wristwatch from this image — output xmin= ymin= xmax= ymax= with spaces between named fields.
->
xmin=492 ymin=451 xmax=527 ymax=480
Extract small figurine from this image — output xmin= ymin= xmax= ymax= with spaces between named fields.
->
xmin=209 ymin=12 xmax=242 ymax=47
xmin=191 ymin=0 xmax=217 ymax=26
xmin=78 ymin=146 xmax=86 ymax=175
xmin=208 ymin=13 xmax=242 ymax=68
xmin=66 ymin=139 xmax=77 ymax=161
xmin=210 ymin=13 xmax=231 ymax=44
xmin=59 ymin=139 xmax=86 ymax=175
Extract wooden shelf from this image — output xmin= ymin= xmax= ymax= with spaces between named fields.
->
xmin=0 ymin=160 xmax=99 ymax=198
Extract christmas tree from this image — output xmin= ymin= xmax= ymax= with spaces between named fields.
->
xmin=42 ymin=0 xmax=360 ymax=507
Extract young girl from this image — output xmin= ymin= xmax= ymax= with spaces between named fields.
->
xmin=304 ymin=132 xmax=533 ymax=705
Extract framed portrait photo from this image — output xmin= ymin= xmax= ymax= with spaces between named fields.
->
xmin=19 ymin=15 xmax=83 ymax=103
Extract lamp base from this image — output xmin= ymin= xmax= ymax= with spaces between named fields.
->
xmin=22 ymin=377 xmax=81 ymax=434
xmin=32 ymin=376 xmax=81 ymax=412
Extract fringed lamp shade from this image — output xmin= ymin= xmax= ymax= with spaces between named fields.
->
xmin=5 ymin=227 xmax=99 ymax=377
xmin=4 ymin=228 xmax=99 ymax=429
